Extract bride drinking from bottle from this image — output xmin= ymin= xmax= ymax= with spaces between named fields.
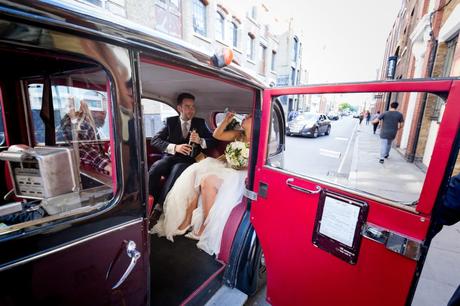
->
xmin=151 ymin=111 xmax=252 ymax=256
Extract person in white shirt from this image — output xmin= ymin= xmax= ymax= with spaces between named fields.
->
xmin=148 ymin=93 xmax=215 ymax=208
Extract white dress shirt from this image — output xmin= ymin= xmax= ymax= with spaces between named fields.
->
xmin=165 ymin=118 xmax=207 ymax=154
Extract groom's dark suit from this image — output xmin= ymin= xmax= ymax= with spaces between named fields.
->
xmin=148 ymin=116 xmax=215 ymax=205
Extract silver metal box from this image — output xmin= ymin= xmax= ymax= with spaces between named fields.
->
xmin=0 ymin=146 xmax=80 ymax=199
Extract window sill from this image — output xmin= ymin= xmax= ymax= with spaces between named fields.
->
xmin=233 ymin=47 xmax=243 ymax=54
xmin=246 ymin=16 xmax=260 ymax=27
xmin=216 ymin=38 xmax=229 ymax=47
xmin=193 ymin=32 xmax=211 ymax=43
xmin=247 ymin=59 xmax=256 ymax=65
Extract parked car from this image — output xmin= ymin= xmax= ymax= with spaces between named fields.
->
xmin=287 ymin=110 xmax=300 ymax=122
xmin=286 ymin=112 xmax=331 ymax=137
xmin=327 ymin=112 xmax=340 ymax=120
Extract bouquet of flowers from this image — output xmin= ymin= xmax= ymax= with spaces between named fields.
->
xmin=225 ymin=141 xmax=250 ymax=170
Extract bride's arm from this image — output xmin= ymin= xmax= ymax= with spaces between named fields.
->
xmin=213 ymin=112 xmax=242 ymax=141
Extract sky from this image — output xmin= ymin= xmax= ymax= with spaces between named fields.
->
xmin=263 ymin=0 xmax=403 ymax=84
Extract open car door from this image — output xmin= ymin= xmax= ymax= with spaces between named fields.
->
xmin=250 ymin=80 xmax=460 ymax=305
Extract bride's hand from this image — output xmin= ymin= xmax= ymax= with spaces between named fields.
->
xmin=223 ymin=112 xmax=234 ymax=124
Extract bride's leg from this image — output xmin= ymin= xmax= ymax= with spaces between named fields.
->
xmin=178 ymin=192 xmax=199 ymax=230
xmin=197 ymin=175 xmax=223 ymax=236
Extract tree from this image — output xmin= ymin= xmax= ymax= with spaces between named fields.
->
xmin=338 ymin=102 xmax=356 ymax=112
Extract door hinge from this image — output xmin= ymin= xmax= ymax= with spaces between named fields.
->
xmin=362 ymin=223 xmax=423 ymax=261
xmin=244 ymin=188 xmax=257 ymax=201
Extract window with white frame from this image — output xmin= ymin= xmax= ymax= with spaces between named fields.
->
xmin=292 ymin=36 xmax=299 ymax=62
xmin=216 ymin=12 xmax=225 ymax=41
xmin=271 ymin=50 xmax=276 ymax=71
xmin=259 ymin=44 xmax=267 ymax=75
xmin=192 ymin=0 xmax=207 ymax=36
xmin=250 ymin=6 xmax=257 ymax=20
xmin=229 ymin=22 xmax=238 ymax=48
xmin=155 ymin=0 xmax=182 ymax=38
xmin=247 ymin=33 xmax=255 ymax=60
xmin=432 ymin=34 xmax=458 ymax=120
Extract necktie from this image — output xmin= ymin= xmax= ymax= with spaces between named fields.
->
xmin=182 ymin=121 xmax=189 ymax=139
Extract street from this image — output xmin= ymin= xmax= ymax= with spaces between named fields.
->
xmin=284 ymin=116 xmax=358 ymax=184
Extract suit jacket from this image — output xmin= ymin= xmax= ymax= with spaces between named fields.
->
xmin=151 ymin=116 xmax=216 ymax=157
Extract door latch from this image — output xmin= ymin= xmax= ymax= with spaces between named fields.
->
xmin=244 ymin=188 xmax=258 ymax=201
xmin=362 ymin=223 xmax=423 ymax=261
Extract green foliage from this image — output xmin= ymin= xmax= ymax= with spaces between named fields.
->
xmin=338 ymin=102 xmax=356 ymax=112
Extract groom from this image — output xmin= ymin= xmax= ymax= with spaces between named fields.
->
xmin=148 ymin=93 xmax=215 ymax=207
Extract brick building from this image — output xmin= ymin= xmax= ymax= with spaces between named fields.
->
xmin=378 ymin=0 xmax=460 ymax=171
xmin=70 ymin=0 xmax=306 ymax=97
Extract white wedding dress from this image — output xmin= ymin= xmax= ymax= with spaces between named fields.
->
xmin=152 ymin=156 xmax=247 ymax=256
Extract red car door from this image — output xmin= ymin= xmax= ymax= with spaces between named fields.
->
xmin=250 ymin=80 xmax=460 ymax=305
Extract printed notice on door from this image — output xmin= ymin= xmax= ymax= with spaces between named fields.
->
xmin=319 ymin=196 xmax=360 ymax=247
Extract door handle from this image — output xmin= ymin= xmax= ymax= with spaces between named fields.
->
xmin=112 ymin=240 xmax=141 ymax=289
xmin=286 ymin=178 xmax=322 ymax=194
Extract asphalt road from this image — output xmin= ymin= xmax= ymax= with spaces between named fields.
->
xmin=283 ymin=116 xmax=358 ymax=182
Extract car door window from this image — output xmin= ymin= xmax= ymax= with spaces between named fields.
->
xmin=268 ymin=92 xmax=447 ymax=206
xmin=142 ymin=98 xmax=178 ymax=137
xmin=0 ymin=62 xmax=116 ymax=236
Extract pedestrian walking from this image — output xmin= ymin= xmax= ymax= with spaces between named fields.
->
xmin=365 ymin=111 xmax=371 ymax=125
xmin=372 ymin=102 xmax=404 ymax=164
xmin=371 ymin=111 xmax=381 ymax=134
xmin=358 ymin=112 xmax=364 ymax=125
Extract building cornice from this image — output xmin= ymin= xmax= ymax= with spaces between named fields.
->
xmin=409 ymin=13 xmax=431 ymax=60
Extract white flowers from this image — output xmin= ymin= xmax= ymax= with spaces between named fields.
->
xmin=225 ymin=141 xmax=250 ymax=170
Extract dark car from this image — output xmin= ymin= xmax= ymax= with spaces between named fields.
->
xmin=327 ymin=112 xmax=340 ymax=120
xmin=286 ymin=112 xmax=331 ymax=137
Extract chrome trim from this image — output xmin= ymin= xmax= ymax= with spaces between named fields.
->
xmin=20 ymin=80 xmax=32 ymax=146
xmin=265 ymin=165 xmax=418 ymax=213
xmin=362 ymin=223 xmax=423 ymax=261
xmin=286 ymin=178 xmax=322 ymax=194
xmin=0 ymin=218 xmax=143 ymax=272
xmin=111 ymin=240 xmax=141 ymax=289
xmin=244 ymin=188 xmax=258 ymax=201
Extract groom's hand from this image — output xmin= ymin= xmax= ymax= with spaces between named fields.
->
xmin=190 ymin=130 xmax=201 ymax=144
xmin=175 ymin=144 xmax=192 ymax=155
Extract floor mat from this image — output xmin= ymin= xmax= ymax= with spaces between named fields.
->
xmin=150 ymin=234 xmax=223 ymax=306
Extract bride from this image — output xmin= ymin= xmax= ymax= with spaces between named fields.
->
xmin=151 ymin=112 xmax=252 ymax=256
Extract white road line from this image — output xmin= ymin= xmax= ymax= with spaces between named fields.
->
xmin=338 ymin=121 xmax=358 ymax=174
xmin=319 ymin=148 xmax=341 ymax=159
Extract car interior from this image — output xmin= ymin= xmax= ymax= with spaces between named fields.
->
xmin=139 ymin=55 xmax=256 ymax=304
xmin=0 ymin=41 xmax=257 ymax=304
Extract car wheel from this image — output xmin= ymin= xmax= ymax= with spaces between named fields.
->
xmin=325 ymin=125 xmax=331 ymax=135
xmin=313 ymin=127 xmax=319 ymax=138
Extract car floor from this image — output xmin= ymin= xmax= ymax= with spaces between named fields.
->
xmin=150 ymin=234 xmax=223 ymax=306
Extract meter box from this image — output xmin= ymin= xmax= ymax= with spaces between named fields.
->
xmin=0 ymin=146 xmax=80 ymax=199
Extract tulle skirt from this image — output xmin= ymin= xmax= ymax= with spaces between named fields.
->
xmin=152 ymin=157 xmax=247 ymax=256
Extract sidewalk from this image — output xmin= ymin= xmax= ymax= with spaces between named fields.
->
xmin=353 ymin=123 xmax=460 ymax=305
xmin=349 ymin=123 xmax=426 ymax=204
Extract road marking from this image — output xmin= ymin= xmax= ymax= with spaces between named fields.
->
xmin=335 ymin=137 xmax=349 ymax=141
xmin=320 ymin=148 xmax=341 ymax=159
xmin=338 ymin=121 xmax=358 ymax=174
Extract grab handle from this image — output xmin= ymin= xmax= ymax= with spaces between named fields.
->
xmin=112 ymin=240 xmax=141 ymax=289
xmin=286 ymin=178 xmax=322 ymax=194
